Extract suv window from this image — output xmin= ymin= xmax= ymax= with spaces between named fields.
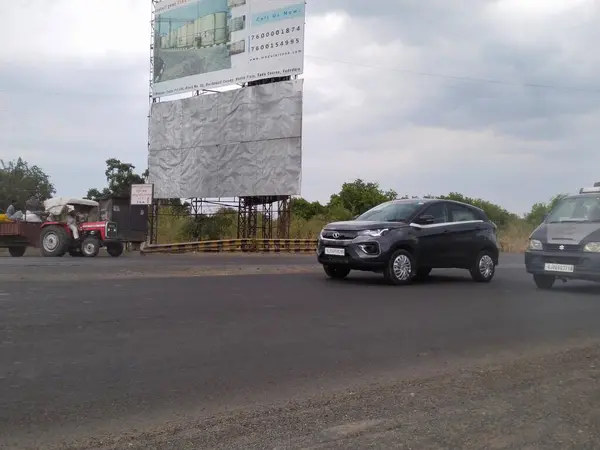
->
xmin=356 ymin=201 xmax=422 ymax=222
xmin=448 ymin=203 xmax=479 ymax=222
xmin=422 ymin=202 xmax=448 ymax=224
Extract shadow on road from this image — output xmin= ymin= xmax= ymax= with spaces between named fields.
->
xmin=545 ymin=282 xmax=600 ymax=295
xmin=328 ymin=273 xmax=477 ymax=287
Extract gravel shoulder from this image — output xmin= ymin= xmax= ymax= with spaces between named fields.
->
xmin=22 ymin=339 xmax=600 ymax=450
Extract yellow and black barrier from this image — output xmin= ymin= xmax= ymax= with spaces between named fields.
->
xmin=141 ymin=238 xmax=318 ymax=255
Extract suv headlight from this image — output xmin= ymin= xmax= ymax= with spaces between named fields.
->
xmin=358 ymin=229 xmax=389 ymax=237
xmin=528 ymin=239 xmax=543 ymax=250
xmin=583 ymin=242 xmax=600 ymax=252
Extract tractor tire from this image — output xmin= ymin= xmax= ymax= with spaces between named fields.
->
xmin=81 ymin=237 xmax=100 ymax=257
xmin=8 ymin=246 xmax=26 ymax=257
xmin=40 ymin=226 xmax=69 ymax=257
xmin=106 ymin=242 xmax=124 ymax=257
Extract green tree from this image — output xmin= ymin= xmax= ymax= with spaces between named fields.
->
xmin=0 ymin=158 xmax=55 ymax=209
xmin=328 ymin=179 xmax=397 ymax=216
xmin=86 ymin=158 xmax=149 ymax=200
xmin=525 ymin=194 xmax=567 ymax=226
xmin=85 ymin=187 xmax=112 ymax=201
xmin=290 ymin=198 xmax=327 ymax=220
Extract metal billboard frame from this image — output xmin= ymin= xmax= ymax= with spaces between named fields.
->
xmin=147 ymin=0 xmax=303 ymax=244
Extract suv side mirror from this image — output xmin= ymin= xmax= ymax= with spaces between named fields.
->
xmin=352 ymin=214 xmax=359 ymax=220
xmin=416 ymin=214 xmax=435 ymax=225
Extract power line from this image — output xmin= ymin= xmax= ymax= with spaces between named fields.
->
xmin=305 ymin=54 xmax=600 ymax=94
xmin=1 ymin=54 xmax=598 ymax=97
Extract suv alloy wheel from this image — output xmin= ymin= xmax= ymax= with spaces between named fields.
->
xmin=384 ymin=249 xmax=415 ymax=285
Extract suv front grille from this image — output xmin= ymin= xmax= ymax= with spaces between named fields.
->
xmin=545 ymin=243 xmax=581 ymax=252
xmin=322 ymin=230 xmax=358 ymax=240
xmin=544 ymin=255 xmax=581 ymax=265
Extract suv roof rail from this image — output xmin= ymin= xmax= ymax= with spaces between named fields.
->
xmin=579 ymin=186 xmax=600 ymax=194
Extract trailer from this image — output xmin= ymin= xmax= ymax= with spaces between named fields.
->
xmin=0 ymin=221 xmax=42 ymax=256
xmin=97 ymin=195 xmax=148 ymax=246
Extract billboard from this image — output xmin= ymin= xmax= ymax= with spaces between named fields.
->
xmin=152 ymin=0 xmax=305 ymax=97
xmin=148 ymin=79 xmax=303 ymax=198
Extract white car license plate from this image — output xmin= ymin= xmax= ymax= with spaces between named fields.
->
xmin=324 ymin=247 xmax=345 ymax=256
xmin=544 ymin=263 xmax=574 ymax=273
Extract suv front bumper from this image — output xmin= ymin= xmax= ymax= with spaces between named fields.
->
xmin=525 ymin=250 xmax=600 ymax=281
xmin=316 ymin=237 xmax=389 ymax=270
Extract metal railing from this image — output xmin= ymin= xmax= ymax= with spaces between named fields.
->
xmin=141 ymin=238 xmax=317 ymax=254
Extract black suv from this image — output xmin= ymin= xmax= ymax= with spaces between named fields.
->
xmin=525 ymin=186 xmax=600 ymax=289
xmin=317 ymin=198 xmax=500 ymax=285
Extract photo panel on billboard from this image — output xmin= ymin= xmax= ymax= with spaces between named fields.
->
xmin=152 ymin=0 xmax=305 ymax=97
xmin=148 ymin=79 xmax=303 ymax=198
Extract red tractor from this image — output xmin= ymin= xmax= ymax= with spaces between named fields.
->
xmin=39 ymin=198 xmax=124 ymax=257
xmin=0 ymin=198 xmax=125 ymax=257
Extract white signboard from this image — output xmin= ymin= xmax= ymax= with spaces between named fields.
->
xmin=152 ymin=0 xmax=305 ymax=97
xmin=130 ymin=184 xmax=154 ymax=205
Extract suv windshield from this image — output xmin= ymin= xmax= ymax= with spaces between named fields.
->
xmin=546 ymin=196 xmax=600 ymax=223
xmin=356 ymin=201 xmax=421 ymax=222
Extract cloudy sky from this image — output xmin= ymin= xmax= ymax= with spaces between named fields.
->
xmin=1 ymin=0 xmax=599 ymax=214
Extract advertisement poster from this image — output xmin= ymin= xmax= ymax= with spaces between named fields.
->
xmin=152 ymin=0 xmax=305 ymax=97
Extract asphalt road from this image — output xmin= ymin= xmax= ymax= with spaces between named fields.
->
xmin=2 ymin=253 xmax=600 ymax=449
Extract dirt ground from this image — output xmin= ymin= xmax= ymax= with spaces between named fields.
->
xmin=25 ymin=340 xmax=600 ymax=450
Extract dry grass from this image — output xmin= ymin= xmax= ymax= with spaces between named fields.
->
xmin=156 ymin=210 xmax=188 ymax=243
xmin=289 ymin=215 xmax=328 ymax=239
xmin=0 ymin=209 xmax=533 ymax=254
xmin=156 ymin=208 xmax=534 ymax=253
xmin=498 ymin=222 xmax=533 ymax=253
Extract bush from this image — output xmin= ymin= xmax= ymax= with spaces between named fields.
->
xmin=155 ymin=178 xmax=569 ymax=252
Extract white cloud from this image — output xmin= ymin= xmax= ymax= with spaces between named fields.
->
xmin=2 ymin=0 xmax=600 ymax=213
xmin=0 ymin=0 xmax=150 ymax=62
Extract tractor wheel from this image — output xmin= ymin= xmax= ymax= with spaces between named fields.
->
xmin=106 ymin=242 xmax=124 ymax=257
xmin=81 ymin=237 xmax=100 ymax=257
xmin=40 ymin=226 xmax=69 ymax=257
xmin=8 ymin=246 xmax=26 ymax=257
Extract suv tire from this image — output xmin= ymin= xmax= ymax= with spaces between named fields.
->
xmin=384 ymin=249 xmax=415 ymax=285
xmin=470 ymin=250 xmax=496 ymax=282
xmin=323 ymin=265 xmax=350 ymax=280
xmin=533 ymin=274 xmax=555 ymax=289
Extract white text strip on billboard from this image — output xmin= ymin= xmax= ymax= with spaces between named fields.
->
xmin=152 ymin=0 xmax=305 ymax=97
